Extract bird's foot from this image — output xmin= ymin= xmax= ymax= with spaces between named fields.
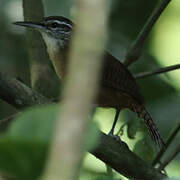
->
xmin=108 ymin=130 xmax=129 ymax=149
xmin=108 ymin=130 xmax=121 ymax=141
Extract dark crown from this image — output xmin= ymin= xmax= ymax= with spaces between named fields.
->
xmin=44 ymin=16 xmax=73 ymax=26
xmin=43 ymin=16 xmax=73 ymax=30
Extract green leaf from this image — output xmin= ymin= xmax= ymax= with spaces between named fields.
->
xmin=8 ymin=104 xmax=99 ymax=150
xmin=133 ymin=137 xmax=156 ymax=163
xmin=8 ymin=104 xmax=59 ymax=142
xmin=0 ymin=137 xmax=47 ymax=180
xmin=0 ymin=104 xmax=100 ymax=179
xmin=126 ymin=116 xmax=140 ymax=139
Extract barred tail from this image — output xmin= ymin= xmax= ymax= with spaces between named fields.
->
xmin=133 ymin=105 xmax=165 ymax=147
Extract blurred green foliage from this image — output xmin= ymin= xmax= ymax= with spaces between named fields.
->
xmin=0 ymin=104 xmax=99 ymax=179
xmin=0 ymin=0 xmax=179 ymax=179
xmin=0 ymin=138 xmax=47 ymax=180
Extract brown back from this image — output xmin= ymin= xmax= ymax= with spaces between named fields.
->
xmin=101 ymin=52 xmax=144 ymax=105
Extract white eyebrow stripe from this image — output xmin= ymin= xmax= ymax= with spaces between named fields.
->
xmin=52 ymin=20 xmax=72 ymax=28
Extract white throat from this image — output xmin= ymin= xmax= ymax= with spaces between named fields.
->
xmin=40 ymin=32 xmax=65 ymax=79
xmin=41 ymin=32 xmax=59 ymax=56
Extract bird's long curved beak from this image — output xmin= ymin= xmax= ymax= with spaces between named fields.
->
xmin=13 ymin=21 xmax=45 ymax=30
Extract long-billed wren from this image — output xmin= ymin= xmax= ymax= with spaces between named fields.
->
xmin=14 ymin=16 xmax=164 ymax=146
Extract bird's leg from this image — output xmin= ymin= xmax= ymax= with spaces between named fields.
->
xmin=108 ymin=109 xmax=121 ymax=140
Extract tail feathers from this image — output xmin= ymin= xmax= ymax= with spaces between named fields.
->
xmin=133 ymin=105 xmax=165 ymax=147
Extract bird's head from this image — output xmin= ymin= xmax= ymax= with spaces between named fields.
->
xmin=14 ymin=16 xmax=73 ymax=49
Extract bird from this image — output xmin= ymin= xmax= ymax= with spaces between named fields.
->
xmin=14 ymin=16 xmax=165 ymax=146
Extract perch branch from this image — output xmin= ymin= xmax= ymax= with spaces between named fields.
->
xmin=90 ymin=132 xmax=166 ymax=180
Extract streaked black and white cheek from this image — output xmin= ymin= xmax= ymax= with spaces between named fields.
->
xmin=40 ymin=32 xmax=59 ymax=54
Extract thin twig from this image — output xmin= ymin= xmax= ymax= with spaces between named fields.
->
xmin=124 ymin=0 xmax=172 ymax=67
xmin=158 ymin=144 xmax=180 ymax=171
xmin=152 ymin=123 xmax=180 ymax=166
xmin=134 ymin=64 xmax=180 ymax=79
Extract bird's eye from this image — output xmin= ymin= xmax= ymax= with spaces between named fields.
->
xmin=51 ymin=22 xmax=58 ymax=28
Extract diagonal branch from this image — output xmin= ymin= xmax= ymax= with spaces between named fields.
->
xmin=152 ymin=123 xmax=180 ymax=166
xmin=0 ymin=73 xmax=166 ymax=180
xmin=134 ymin=64 xmax=180 ymax=79
xmin=158 ymin=144 xmax=180 ymax=171
xmin=124 ymin=0 xmax=172 ymax=67
xmin=90 ymin=132 xmax=166 ymax=180
xmin=0 ymin=72 xmax=50 ymax=109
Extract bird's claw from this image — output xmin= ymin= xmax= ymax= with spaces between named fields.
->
xmin=108 ymin=132 xmax=121 ymax=141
